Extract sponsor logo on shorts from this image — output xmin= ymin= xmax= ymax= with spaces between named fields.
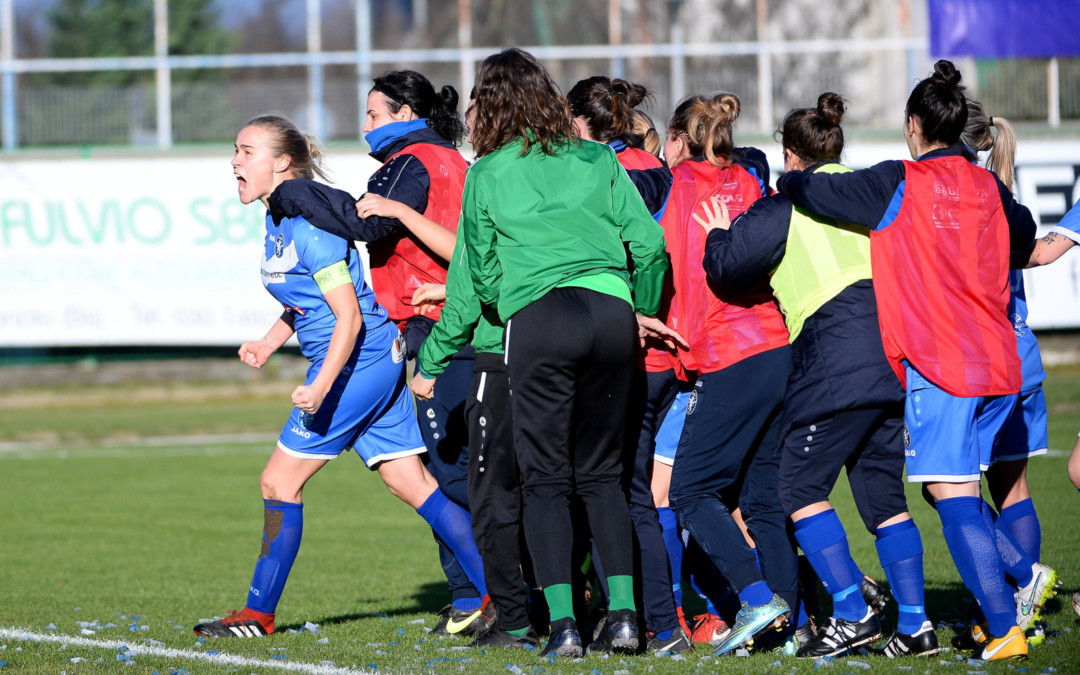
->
xmin=299 ymin=412 xmax=314 ymax=429
xmin=290 ymin=424 xmax=311 ymax=439
xmin=902 ymin=423 xmax=911 ymax=449
xmin=686 ymin=390 xmax=698 ymax=416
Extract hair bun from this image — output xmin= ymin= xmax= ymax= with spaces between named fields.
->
xmin=816 ymin=92 xmax=846 ymax=127
xmin=706 ymin=92 xmax=740 ymax=126
xmin=438 ymin=85 xmax=459 ymax=112
xmin=932 ymin=59 xmax=962 ymax=89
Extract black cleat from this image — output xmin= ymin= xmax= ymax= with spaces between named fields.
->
xmin=860 ymin=576 xmax=890 ymax=614
xmin=950 ymin=621 xmax=987 ymax=652
xmin=646 ymin=625 xmax=693 ymax=654
xmin=796 ymin=609 xmax=882 ymax=658
xmin=540 ymin=617 xmax=583 ymax=658
xmin=432 ymin=602 xmax=488 ymax=638
xmin=586 ymin=609 xmax=639 ymax=654
xmin=879 ymin=621 xmax=944 ymax=657
xmin=471 ymin=626 xmax=540 ymax=650
xmin=795 ymin=618 xmax=818 ymax=649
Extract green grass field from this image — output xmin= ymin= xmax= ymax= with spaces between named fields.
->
xmin=1 ymin=366 xmax=1079 ymax=673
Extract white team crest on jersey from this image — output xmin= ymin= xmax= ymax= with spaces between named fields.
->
xmin=261 ymin=239 xmax=299 ymax=285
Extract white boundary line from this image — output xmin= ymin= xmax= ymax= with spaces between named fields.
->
xmin=0 ymin=627 xmax=371 ymax=674
xmin=0 ymin=432 xmax=277 ymax=454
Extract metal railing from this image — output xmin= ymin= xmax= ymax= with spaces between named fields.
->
xmin=1 ymin=0 xmax=1076 ymax=150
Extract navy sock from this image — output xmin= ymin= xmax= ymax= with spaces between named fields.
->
xmin=246 ymin=500 xmax=303 ymax=614
xmin=978 ymin=499 xmax=1033 ymax=586
xmin=793 ymin=510 xmax=866 ymax=622
xmin=738 ymin=580 xmax=773 ymax=607
xmin=936 ymin=496 xmax=1016 ymax=637
xmin=417 ymin=489 xmax=488 ymax=597
xmin=998 ymin=498 xmax=1041 ymax=562
xmin=875 ymin=519 xmax=927 ymax=635
xmin=658 ymin=507 xmax=685 ymax=607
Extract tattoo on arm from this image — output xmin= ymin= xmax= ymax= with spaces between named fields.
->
xmin=1042 ymin=232 xmax=1062 ymax=244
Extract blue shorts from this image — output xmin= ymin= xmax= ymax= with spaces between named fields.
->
xmin=991 ymin=387 xmax=1049 ymax=464
xmin=653 ymin=389 xmax=689 ymax=466
xmin=278 ymin=334 xmax=426 ymax=466
xmin=903 ymin=364 xmax=1017 ymax=483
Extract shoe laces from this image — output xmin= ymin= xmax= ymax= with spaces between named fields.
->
xmin=693 ymin=613 xmax=724 ymax=630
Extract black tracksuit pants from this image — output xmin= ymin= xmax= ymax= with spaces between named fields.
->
xmin=505 ymin=287 xmax=638 ymax=593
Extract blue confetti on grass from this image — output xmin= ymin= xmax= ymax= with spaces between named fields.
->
xmin=397 ymin=628 xmax=405 ymax=635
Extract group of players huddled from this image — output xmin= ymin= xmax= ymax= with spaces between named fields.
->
xmin=192 ymin=46 xmax=1080 ymax=663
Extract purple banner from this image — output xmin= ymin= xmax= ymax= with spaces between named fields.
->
xmin=929 ymin=0 xmax=1080 ymax=58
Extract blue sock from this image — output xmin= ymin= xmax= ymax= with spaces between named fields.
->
xmin=875 ymin=519 xmax=928 ymax=635
xmin=978 ymin=499 xmax=1033 ymax=586
xmin=793 ymin=510 xmax=866 ymax=622
xmin=998 ymin=499 xmax=1041 ymax=562
xmin=452 ymin=596 xmax=483 ymax=612
xmin=658 ymin=507 xmax=685 ymax=607
xmin=794 ymin=594 xmax=810 ymax=628
xmin=936 ymin=496 xmax=1016 ymax=637
xmin=246 ymin=500 xmax=303 ymax=614
xmin=417 ymin=489 xmax=487 ymax=597
xmin=738 ymin=580 xmax=773 ymax=607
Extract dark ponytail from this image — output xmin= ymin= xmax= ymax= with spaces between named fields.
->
xmin=905 ymin=59 xmax=967 ymax=146
xmin=776 ymin=92 xmax=846 ymax=164
xmin=370 ymin=70 xmax=467 ymax=146
xmin=567 ymin=76 xmax=652 ymax=143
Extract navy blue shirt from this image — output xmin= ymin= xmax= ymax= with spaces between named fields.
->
xmin=268 ymin=126 xmax=460 ymax=243
xmin=776 ymin=146 xmax=1036 ymax=267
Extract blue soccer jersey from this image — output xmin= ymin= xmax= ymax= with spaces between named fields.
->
xmin=1008 ymin=270 xmax=1047 ymax=393
xmin=261 ymin=212 xmax=394 ymax=361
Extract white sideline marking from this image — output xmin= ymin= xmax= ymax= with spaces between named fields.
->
xmin=0 ymin=432 xmax=276 ymax=454
xmin=0 ymin=627 xmax=370 ymax=674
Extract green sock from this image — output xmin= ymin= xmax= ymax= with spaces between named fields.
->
xmin=507 ymin=626 xmax=529 ymax=637
xmin=543 ymin=583 xmax=575 ymax=622
xmin=607 ymin=575 xmax=636 ymax=612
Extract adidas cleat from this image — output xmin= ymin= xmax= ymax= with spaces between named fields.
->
xmin=193 ymin=608 xmax=274 ymax=638
xmin=712 ymin=593 xmax=790 ymax=656
xmin=1015 ymin=562 xmax=1058 ymax=632
xmin=796 ymin=608 xmax=881 ymax=658
xmin=878 ymin=621 xmax=943 ymax=657
xmin=972 ymin=625 xmax=1028 ymax=661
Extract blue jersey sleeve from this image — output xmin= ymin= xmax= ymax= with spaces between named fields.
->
xmin=291 ymin=218 xmax=350 ymax=278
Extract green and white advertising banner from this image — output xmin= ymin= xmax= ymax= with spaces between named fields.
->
xmin=1 ymin=142 xmax=1078 ymax=347
xmin=0 ymin=152 xmax=380 ymax=346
